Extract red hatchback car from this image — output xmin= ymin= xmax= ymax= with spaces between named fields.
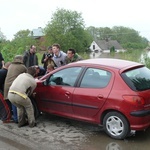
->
xmin=33 ymin=58 xmax=150 ymax=139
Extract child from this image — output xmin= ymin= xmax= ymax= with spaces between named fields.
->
xmin=46 ymin=64 xmax=54 ymax=74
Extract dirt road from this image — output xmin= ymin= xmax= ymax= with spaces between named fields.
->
xmin=0 ymin=113 xmax=150 ymax=150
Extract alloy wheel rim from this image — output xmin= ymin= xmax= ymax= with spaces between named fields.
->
xmin=106 ymin=116 xmax=124 ymax=136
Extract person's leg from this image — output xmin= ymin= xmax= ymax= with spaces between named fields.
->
xmin=8 ymin=93 xmax=35 ymax=127
xmin=24 ymin=97 xmax=35 ymax=127
xmin=8 ymin=93 xmax=26 ymax=126
xmin=12 ymin=104 xmax=18 ymax=123
xmin=17 ymin=105 xmax=27 ymax=127
xmin=0 ymin=97 xmax=12 ymax=122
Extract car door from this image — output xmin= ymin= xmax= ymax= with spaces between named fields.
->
xmin=72 ymin=67 xmax=114 ymax=122
xmin=36 ymin=67 xmax=82 ymax=116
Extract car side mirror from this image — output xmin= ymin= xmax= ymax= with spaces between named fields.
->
xmin=43 ymin=80 xmax=48 ymax=86
xmin=43 ymin=74 xmax=53 ymax=86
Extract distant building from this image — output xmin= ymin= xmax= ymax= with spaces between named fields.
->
xmin=89 ymin=40 xmax=124 ymax=53
xmin=29 ymin=27 xmax=45 ymax=39
xmin=29 ymin=27 xmax=46 ymax=50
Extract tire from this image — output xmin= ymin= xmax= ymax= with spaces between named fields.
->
xmin=103 ymin=111 xmax=130 ymax=140
xmin=30 ymin=98 xmax=40 ymax=119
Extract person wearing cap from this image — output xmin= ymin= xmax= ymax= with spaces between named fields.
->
xmin=3 ymin=55 xmax=27 ymax=123
xmin=41 ymin=46 xmax=57 ymax=70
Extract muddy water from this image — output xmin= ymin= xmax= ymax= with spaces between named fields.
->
xmin=89 ymin=51 xmax=126 ymax=59
xmin=82 ymin=128 xmax=150 ymax=150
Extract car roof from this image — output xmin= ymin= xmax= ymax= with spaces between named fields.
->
xmin=38 ymin=58 xmax=144 ymax=81
xmin=71 ymin=58 xmax=144 ymax=70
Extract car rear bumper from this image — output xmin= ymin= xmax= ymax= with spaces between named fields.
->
xmin=130 ymin=110 xmax=150 ymax=117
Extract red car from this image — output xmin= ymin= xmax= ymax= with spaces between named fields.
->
xmin=33 ymin=58 xmax=150 ymax=139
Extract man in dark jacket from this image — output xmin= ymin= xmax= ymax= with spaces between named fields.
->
xmin=23 ymin=45 xmax=38 ymax=68
xmin=41 ymin=46 xmax=57 ymax=70
xmin=0 ymin=52 xmax=4 ymax=69
xmin=0 ymin=62 xmax=11 ymax=94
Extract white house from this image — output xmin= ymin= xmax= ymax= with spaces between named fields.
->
xmin=89 ymin=40 xmax=124 ymax=53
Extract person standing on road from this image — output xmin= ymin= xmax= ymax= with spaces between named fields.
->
xmin=4 ymin=55 xmax=27 ymax=123
xmin=8 ymin=67 xmax=37 ymax=128
xmin=0 ymin=52 xmax=5 ymax=69
xmin=52 ymin=43 xmax=67 ymax=67
xmin=23 ymin=45 xmax=38 ymax=68
xmin=41 ymin=46 xmax=57 ymax=70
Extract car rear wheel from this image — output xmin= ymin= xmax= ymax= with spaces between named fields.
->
xmin=103 ymin=111 xmax=130 ymax=139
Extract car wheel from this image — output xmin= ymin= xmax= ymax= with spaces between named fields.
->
xmin=31 ymin=98 xmax=40 ymax=119
xmin=103 ymin=111 xmax=130 ymax=139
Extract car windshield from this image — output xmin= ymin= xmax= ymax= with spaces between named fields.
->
xmin=121 ymin=66 xmax=150 ymax=91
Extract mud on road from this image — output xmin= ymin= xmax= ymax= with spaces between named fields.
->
xmin=0 ymin=113 xmax=102 ymax=150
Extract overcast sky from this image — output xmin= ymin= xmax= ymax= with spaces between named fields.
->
xmin=0 ymin=0 xmax=150 ymax=40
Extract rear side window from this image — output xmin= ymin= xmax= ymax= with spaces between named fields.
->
xmin=80 ymin=68 xmax=111 ymax=88
xmin=122 ymin=66 xmax=150 ymax=91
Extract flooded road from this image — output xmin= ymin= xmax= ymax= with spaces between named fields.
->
xmin=0 ymin=114 xmax=149 ymax=150
xmin=82 ymin=128 xmax=150 ymax=150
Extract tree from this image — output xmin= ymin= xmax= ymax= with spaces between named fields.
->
xmin=111 ymin=26 xmax=140 ymax=43
xmin=1 ymin=30 xmax=37 ymax=62
xmin=0 ymin=29 xmax=6 ymax=43
xmin=44 ymin=8 xmax=92 ymax=52
xmin=111 ymin=26 xmax=148 ymax=49
xmin=87 ymin=26 xmax=148 ymax=49
xmin=12 ymin=30 xmax=37 ymax=54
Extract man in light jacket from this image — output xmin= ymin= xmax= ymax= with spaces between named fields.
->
xmin=8 ymin=67 xmax=37 ymax=128
xmin=52 ymin=43 xmax=67 ymax=67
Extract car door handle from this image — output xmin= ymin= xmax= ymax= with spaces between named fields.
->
xmin=97 ymin=94 xmax=104 ymax=99
xmin=65 ymin=92 xmax=70 ymax=98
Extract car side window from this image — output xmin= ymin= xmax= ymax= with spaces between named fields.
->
xmin=48 ymin=67 xmax=82 ymax=86
xmin=80 ymin=68 xmax=111 ymax=88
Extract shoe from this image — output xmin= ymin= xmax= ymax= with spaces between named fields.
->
xmin=14 ymin=120 xmax=18 ymax=124
xmin=18 ymin=122 xmax=29 ymax=128
xmin=29 ymin=122 xmax=37 ymax=128
xmin=3 ymin=119 xmax=15 ymax=123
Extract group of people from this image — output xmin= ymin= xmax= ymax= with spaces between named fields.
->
xmin=41 ymin=43 xmax=82 ymax=72
xmin=0 ymin=43 xmax=82 ymax=128
xmin=23 ymin=43 xmax=82 ymax=76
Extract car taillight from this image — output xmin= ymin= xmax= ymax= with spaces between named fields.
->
xmin=122 ymin=95 xmax=145 ymax=106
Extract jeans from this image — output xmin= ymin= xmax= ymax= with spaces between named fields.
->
xmin=12 ymin=104 xmax=18 ymax=122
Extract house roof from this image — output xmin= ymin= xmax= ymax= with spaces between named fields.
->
xmin=95 ymin=40 xmax=123 ymax=50
xmin=29 ymin=27 xmax=45 ymax=38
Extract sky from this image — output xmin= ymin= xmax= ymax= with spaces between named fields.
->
xmin=0 ymin=0 xmax=150 ymax=40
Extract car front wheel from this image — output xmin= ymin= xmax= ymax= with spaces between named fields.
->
xmin=30 ymin=98 xmax=40 ymax=119
xmin=103 ymin=111 xmax=130 ymax=139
